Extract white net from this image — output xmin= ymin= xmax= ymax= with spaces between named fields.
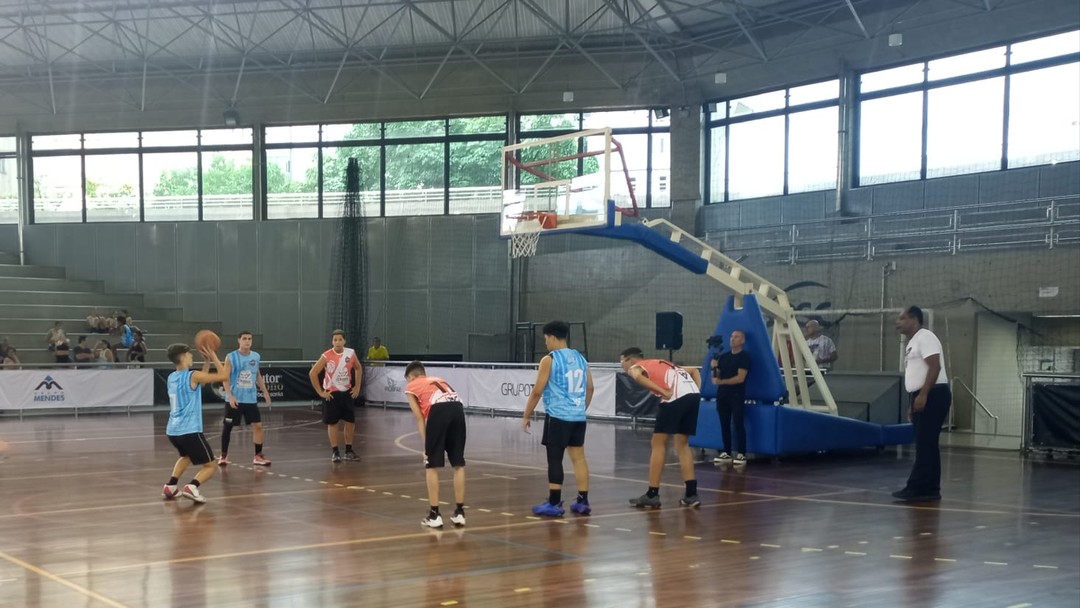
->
xmin=510 ymin=219 xmax=543 ymax=258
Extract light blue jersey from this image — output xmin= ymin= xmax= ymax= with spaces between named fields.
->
xmin=166 ymin=369 xmax=203 ymax=436
xmin=227 ymin=350 xmax=261 ymax=403
xmin=543 ymin=348 xmax=588 ymax=422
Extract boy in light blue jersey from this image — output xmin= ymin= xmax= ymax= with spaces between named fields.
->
xmin=163 ymin=342 xmax=229 ymax=504
xmin=219 ymin=331 xmax=273 ymax=466
xmin=522 ymin=320 xmax=594 ymax=517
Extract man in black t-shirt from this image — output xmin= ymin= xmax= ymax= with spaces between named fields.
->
xmin=72 ymin=336 xmax=95 ymax=368
xmin=711 ymin=330 xmax=751 ymax=465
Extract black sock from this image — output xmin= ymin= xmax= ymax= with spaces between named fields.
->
xmin=332 ymin=446 xmax=340 ymax=454
xmin=548 ymin=489 xmax=561 ymax=505
xmin=345 ymin=444 xmax=353 ymax=452
xmin=189 ymin=479 xmax=201 ymax=488
xmin=255 ymin=443 xmax=263 ymax=455
xmin=577 ymin=491 xmax=589 ymax=503
xmin=646 ymin=486 xmax=660 ymax=498
xmin=685 ymin=480 xmax=697 ymax=496
xmin=167 ymin=477 xmax=179 ymax=486
xmin=455 ymin=503 xmax=465 ymax=513
xmin=429 ymin=505 xmax=440 ymax=517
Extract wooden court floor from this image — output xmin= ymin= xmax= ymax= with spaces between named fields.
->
xmin=0 ymin=406 xmax=1077 ymax=608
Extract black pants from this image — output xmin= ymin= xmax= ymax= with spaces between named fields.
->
xmin=716 ymin=388 xmax=746 ymax=455
xmin=905 ymin=385 xmax=952 ymax=495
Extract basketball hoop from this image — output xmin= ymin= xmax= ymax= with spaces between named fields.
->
xmin=510 ymin=219 xmax=543 ymax=259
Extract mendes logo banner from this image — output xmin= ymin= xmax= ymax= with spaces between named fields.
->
xmin=0 ymin=369 xmax=153 ymax=410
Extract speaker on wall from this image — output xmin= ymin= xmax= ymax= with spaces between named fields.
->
xmin=655 ymin=311 xmax=683 ymax=351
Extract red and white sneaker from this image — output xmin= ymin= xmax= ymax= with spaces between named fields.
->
xmin=217 ymin=455 xmax=229 ymax=466
xmin=162 ymin=484 xmax=179 ymax=500
xmin=181 ymin=484 xmax=206 ymax=504
xmin=252 ymin=454 xmax=271 ymax=466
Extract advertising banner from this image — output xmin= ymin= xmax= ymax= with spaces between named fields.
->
xmin=0 ymin=369 xmax=154 ymax=410
xmin=152 ymin=366 xmax=320 ymax=406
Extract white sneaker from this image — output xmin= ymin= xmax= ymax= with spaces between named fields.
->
xmin=182 ymin=484 xmax=206 ymax=504
xmin=733 ymin=453 xmax=747 ymax=465
xmin=162 ymin=484 xmax=179 ymax=499
xmin=450 ymin=512 xmax=466 ymax=526
xmin=422 ymin=514 xmax=444 ymax=528
xmin=714 ymin=452 xmax=732 ymax=463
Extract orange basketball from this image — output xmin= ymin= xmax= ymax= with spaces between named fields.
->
xmin=194 ymin=330 xmax=221 ymax=353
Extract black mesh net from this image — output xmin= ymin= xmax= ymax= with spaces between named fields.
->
xmin=328 ymin=157 xmax=368 ymax=353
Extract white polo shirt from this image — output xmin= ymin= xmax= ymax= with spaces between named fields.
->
xmin=904 ymin=328 xmax=948 ymax=393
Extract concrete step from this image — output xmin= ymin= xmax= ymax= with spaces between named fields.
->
xmin=0 ymin=276 xmax=104 ymax=292
xmin=0 ymin=252 xmax=19 ymax=265
xmin=0 ymin=304 xmax=185 ymax=321
xmin=0 ymin=264 xmax=67 ymax=279
xmin=0 ymin=318 xmax=222 ymax=335
xmin=13 ymin=346 xmax=304 ymax=364
xmin=0 ymin=290 xmax=145 ymax=307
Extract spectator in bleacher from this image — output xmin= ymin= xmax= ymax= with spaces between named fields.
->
xmin=45 ymin=321 xmax=67 ymax=352
xmin=117 ymin=316 xmax=134 ymax=353
xmin=128 ymin=330 xmax=147 ymax=364
xmin=0 ymin=337 xmax=19 ymax=368
xmin=54 ymin=335 xmax=72 ymax=365
xmin=73 ymin=336 xmax=95 ymax=367
xmin=804 ymin=320 xmax=838 ymax=371
xmin=366 ymin=337 xmax=389 ymax=365
xmin=94 ymin=339 xmax=116 ymax=369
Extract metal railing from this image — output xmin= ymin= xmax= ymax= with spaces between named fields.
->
xmin=951 ymin=376 xmax=1000 ymax=436
xmin=706 ymin=195 xmax=1080 ymax=264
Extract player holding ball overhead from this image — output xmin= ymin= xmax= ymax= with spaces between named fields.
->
xmin=308 ymin=330 xmax=363 ymax=463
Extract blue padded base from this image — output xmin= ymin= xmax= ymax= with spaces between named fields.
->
xmin=699 ymin=295 xmax=786 ymax=403
xmin=690 ymin=400 xmax=914 ymax=456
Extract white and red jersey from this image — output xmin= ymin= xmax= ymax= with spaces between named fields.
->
xmin=404 ymin=376 xmax=461 ymax=420
xmin=322 ymin=347 xmax=360 ymax=392
xmin=631 ymin=359 xmax=699 ymax=403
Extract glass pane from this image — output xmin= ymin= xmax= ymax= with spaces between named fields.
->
xmin=607 ymin=133 xmax=648 ymax=210
xmin=652 ymin=112 xmax=670 ymax=128
xmin=32 ymin=155 xmax=83 ymax=223
xmin=707 ymin=127 xmax=725 ymax=203
xmin=449 ymin=116 xmax=506 ymax=135
xmin=926 ymin=77 xmax=1004 ymax=178
xmin=788 ymin=107 xmax=839 ymax=194
xmin=143 ymin=152 xmax=199 ymax=221
xmin=449 ymin=139 xmax=503 ymax=214
xmin=385 ymin=120 xmax=444 ymax=139
xmin=265 ymin=125 xmax=320 ymax=145
xmin=141 ymin=130 xmax=198 ymax=148
xmin=200 ymin=128 xmax=253 ymax=147
xmin=727 ymin=116 xmax=784 ymax=200
xmin=582 ymin=109 xmax=650 ymax=129
xmin=517 ymin=137 xmax=581 ymax=187
xmin=32 ymin=134 xmax=81 ymax=151
xmin=384 ymin=143 xmax=444 ymax=216
xmin=84 ymin=132 xmax=139 ymax=149
xmin=85 ymin=154 xmax=139 ymax=222
xmin=860 ymin=63 xmax=924 ymax=93
xmin=729 ymin=90 xmax=785 ymax=117
xmin=519 ymin=113 xmax=579 ymax=132
xmin=1011 ymin=30 xmax=1080 ymax=65
xmin=650 ymin=133 xmax=671 ymax=208
xmin=706 ymin=101 xmax=726 ymax=122
xmin=321 ymin=123 xmax=381 ymax=141
xmin=0 ymin=156 xmax=18 ymax=224
xmin=1008 ymin=63 xmax=1080 ymax=168
xmin=323 ymin=146 xmax=380 ymax=217
xmin=0 ymin=136 xmax=15 ymax=153
xmin=789 ymin=79 xmax=839 ymax=106
xmin=858 ymin=92 xmax=923 ymax=185
xmin=266 ymin=147 xmax=319 ymax=219
xmin=928 ymin=47 xmax=1005 ymax=81
xmin=201 ymin=151 xmax=253 ymax=220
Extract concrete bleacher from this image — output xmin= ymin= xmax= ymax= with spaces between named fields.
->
xmin=0 ymin=251 xmax=300 ymax=364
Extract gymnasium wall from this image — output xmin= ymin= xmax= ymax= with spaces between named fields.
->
xmin=21 ymin=213 xmax=510 ymax=360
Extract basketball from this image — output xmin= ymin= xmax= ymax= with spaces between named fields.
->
xmin=194 ymin=330 xmax=221 ymax=353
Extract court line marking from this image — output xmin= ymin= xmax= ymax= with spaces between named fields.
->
xmin=0 ymin=550 xmax=129 ymax=608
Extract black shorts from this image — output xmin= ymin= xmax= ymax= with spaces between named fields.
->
xmin=224 ymin=402 xmax=261 ymax=425
xmin=425 ymin=401 xmax=466 ymax=469
xmin=168 ymin=432 xmax=215 ymax=465
xmin=323 ymin=391 xmax=356 ymax=424
xmin=541 ymin=414 xmax=587 ymax=449
xmin=654 ymin=393 xmax=701 ymax=436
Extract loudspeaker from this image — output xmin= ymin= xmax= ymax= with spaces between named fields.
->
xmin=655 ymin=311 xmax=683 ymax=350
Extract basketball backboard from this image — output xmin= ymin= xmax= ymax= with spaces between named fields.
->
xmin=500 ymin=128 xmax=637 ymax=239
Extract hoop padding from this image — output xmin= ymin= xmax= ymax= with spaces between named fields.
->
xmin=510 ymin=219 xmax=543 ymax=258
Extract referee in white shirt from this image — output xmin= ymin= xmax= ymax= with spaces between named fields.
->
xmin=892 ymin=306 xmax=951 ymax=502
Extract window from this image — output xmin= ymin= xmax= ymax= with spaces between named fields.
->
xmin=266 ymin=147 xmax=319 ymax=219
xmin=1010 ymin=30 xmax=1080 ymax=65
xmin=705 ymin=79 xmax=840 ymax=202
xmin=85 ymin=154 xmax=139 ymax=222
xmin=202 ymin=151 xmax=253 ymax=220
xmin=322 ymin=145 xmax=380 ymax=218
xmin=0 ymin=136 xmax=17 ymax=224
xmin=384 ymin=143 xmax=444 ymax=216
xmin=144 ymin=152 xmax=198 ymax=221
xmin=32 ymin=156 xmax=82 ymax=223
xmin=449 ymin=139 xmax=503 ymax=214
xmin=926 ymin=78 xmax=1004 ymax=178
xmin=858 ymin=92 xmax=924 ymax=185
xmin=1008 ymin=63 xmax=1080 ymax=167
